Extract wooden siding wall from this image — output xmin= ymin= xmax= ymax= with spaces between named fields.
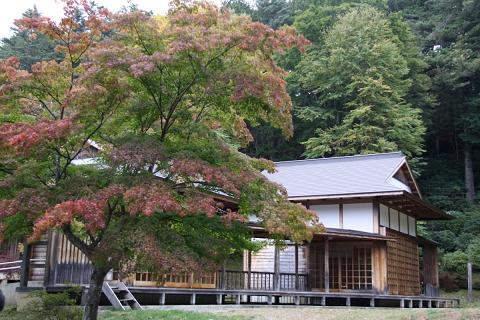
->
xmin=372 ymin=242 xmax=387 ymax=294
xmin=422 ymin=244 xmax=439 ymax=296
xmin=46 ymin=232 xmax=93 ymax=285
xmin=0 ymin=240 xmax=20 ymax=262
xmin=386 ymin=229 xmax=420 ymax=296
xmin=246 ymin=244 xmax=307 ymax=274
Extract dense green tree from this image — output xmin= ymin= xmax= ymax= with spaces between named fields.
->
xmin=295 ymin=7 xmax=425 ymax=158
xmin=394 ymin=0 xmax=480 ymax=203
xmin=254 ymin=0 xmax=293 ymax=28
xmin=221 ymin=0 xmax=254 ymax=15
xmin=293 ymin=0 xmax=386 ymax=44
xmin=0 ymin=7 xmax=62 ymax=69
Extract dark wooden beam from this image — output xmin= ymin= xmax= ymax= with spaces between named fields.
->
xmin=295 ymin=244 xmax=299 ymax=290
xmin=274 ymin=245 xmax=280 ymax=291
xmin=247 ymin=250 xmax=252 ymax=290
xmin=324 ymin=239 xmax=330 ymax=293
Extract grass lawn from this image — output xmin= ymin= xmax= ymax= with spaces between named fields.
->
xmin=100 ymin=310 xmax=250 ymax=320
xmin=100 ymin=306 xmax=480 ymax=320
xmin=1 ymin=290 xmax=478 ymax=320
xmin=2 ymin=305 xmax=480 ymax=320
xmin=98 ymin=305 xmax=480 ymax=320
xmin=0 ymin=307 xmax=250 ymax=320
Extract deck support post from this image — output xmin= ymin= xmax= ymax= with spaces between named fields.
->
xmin=274 ymin=244 xmax=280 ymax=291
xmin=295 ymin=244 xmax=299 ymax=290
xmin=216 ymin=294 xmax=222 ymax=305
xmin=408 ymin=299 xmax=413 ymax=308
xmin=190 ymin=293 xmax=196 ymax=305
xmin=20 ymin=241 xmax=32 ymax=287
xmin=247 ymin=251 xmax=252 ymax=290
xmin=346 ymin=297 xmax=351 ymax=307
xmin=236 ymin=294 xmax=241 ymax=305
xmin=159 ymin=293 xmax=165 ymax=305
xmin=370 ymin=298 xmax=375 ymax=307
xmin=321 ymin=296 xmax=326 ymax=306
xmin=268 ymin=295 xmax=273 ymax=305
xmin=400 ymin=299 xmax=405 ymax=308
xmin=324 ymin=239 xmax=330 ymax=293
xmin=428 ymin=300 xmax=432 ymax=308
xmin=419 ymin=299 xmax=423 ymax=308
xmin=295 ymin=296 xmax=300 ymax=305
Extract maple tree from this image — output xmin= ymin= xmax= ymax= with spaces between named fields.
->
xmin=0 ymin=1 xmax=319 ymax=319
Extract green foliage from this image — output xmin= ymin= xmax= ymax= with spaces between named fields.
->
xmin=222 ymin=0 xmax=254 ymax=15
xmin=293 ymin=0 xmax=386 ymax=43
xmin=99 ymin=310 xmax=249 ymax=320
xmin=467 ymin=239 xmax=480 ymax=268
xmin=22 ymin=287 xmax=82 ymax=320
xmin=254 ymin=0 xmax=293 ymax=29
xmin=0 ymin=7 xmax=62 ymax=69
xmin=296 ymin=7 xmax=425 ymax=158
xmin=442 ymin=250 xmax=469 ymax=275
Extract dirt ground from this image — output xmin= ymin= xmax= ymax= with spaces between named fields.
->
xmin=147 ymin=305 xmax=480 ymax=320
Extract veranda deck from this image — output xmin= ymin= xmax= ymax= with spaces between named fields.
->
xmin=125 ymin=286 xmax=459 ymax=308
xmin=42 ymin=284 xmax=459 ymax=309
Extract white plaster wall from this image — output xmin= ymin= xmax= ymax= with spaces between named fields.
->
xmin=399 ymin=212 xmax=409 ymax=234
xmin=380 ymin=203 xmax=389 ymax=227
xmin=389 ymin=209 xmax=399 ymax=231
xmin=408 ymin=216 xmax=416 ymax=236
xmin=343 ymin=203 xmax=374 ymax=233
xmin=310 ymin=204 xmax=340 ymax=228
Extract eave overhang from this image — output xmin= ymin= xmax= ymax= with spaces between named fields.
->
xmin=288 ymin=191 xmax=452 ymax=221
xmin=248 ymin=224 xmax=395 ymax=242
xmin=379 ymin=191 xmax=452 ymax=220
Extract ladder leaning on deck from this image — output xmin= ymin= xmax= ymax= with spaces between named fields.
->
xmin=102 ymin=282 xmax=143 ymax=310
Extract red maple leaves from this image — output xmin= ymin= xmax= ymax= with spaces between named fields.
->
xmin=0 ymin=119 xmax=72 ymax=154
xmin=1 ymin=0 xmax=320 ymax=262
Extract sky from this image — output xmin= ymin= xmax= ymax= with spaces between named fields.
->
xmin=1 ymin=0 xmax=223 ymax=38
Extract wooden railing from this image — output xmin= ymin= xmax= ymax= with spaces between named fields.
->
xmin=0 ymin=260 xmax=22 ymax=273
xmin=217 ymin=270 xmax=308 ymax=291
xmin=45 ymin=232 xmax=310 ymax=291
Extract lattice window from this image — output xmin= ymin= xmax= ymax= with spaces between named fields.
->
xmin=309 ymin=241 xmax=372 ymax=291
xmin=334 ymin=245 xmax=372 ymax=290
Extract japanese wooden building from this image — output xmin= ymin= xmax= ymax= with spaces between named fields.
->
xmin=5 ymin=152 xmax=458 ymax=307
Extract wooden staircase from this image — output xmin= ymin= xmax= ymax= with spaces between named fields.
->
xmin=102 ymin=282 xmax=143 ymax=310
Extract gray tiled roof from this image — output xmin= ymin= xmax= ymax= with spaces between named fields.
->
xmin=263 ymin=152 xmax=408 ymax=199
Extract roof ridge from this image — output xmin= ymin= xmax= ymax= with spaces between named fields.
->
xmin=273 ymin=151 xmax=404 ymax=165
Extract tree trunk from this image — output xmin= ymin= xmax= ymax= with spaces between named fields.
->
xmin=83 ymin=265 xmax=109 ymax=320
xmin=464 ymin=143 xmax=476 ymax=203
